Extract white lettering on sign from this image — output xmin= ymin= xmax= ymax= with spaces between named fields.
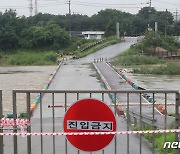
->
xmin=67 ymin=120 xmax=113 ymax=131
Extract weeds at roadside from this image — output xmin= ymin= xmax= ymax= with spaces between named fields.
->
xmin=133 ymin=63 xmax=180 ymax=75
xmin=75 ymin=37 xmax=121 ymax=58
xmin=132 ymin=125 xmax=175 ymax=154
xmin=2 ymin=51 xmax=58 ymax=66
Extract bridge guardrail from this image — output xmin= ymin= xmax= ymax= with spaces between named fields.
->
xmin=128 ymin=110 xmax=157 ymax=128
xmin=0 ymin=90 xmax=179 ymax=154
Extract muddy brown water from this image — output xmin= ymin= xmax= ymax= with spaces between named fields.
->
xmin=0 ymin=65 xmax=179 ymax=115
xmin=0 ymin=66 xmax=56 ymax=114
xmin=126 ymin=72 xmax=180 ymax=113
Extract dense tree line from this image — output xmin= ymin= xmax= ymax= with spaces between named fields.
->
xmin=0 ymin=7 xmax=180 ymax=51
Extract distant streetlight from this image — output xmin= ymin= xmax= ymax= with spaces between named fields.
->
xmin=155 ymin=22 xmax=158 ymax=32
xmin=116 ymin=23 xmax=120 ymax=39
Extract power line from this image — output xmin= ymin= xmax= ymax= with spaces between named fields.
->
xmin=71 ymin=2 xmax=143 ymax=9
xmin=39 ymin=2 xmax=66 ymax=7
xmin=0 ymin=2 xmax=66 ymax=9
xmin=73 ymin=1 xmax=149 ymax=6
xmin=153 ymin=0 xmax=180 ymax=6
xmin=0 ymin=5 xmax=29 ymax=8
xmin=0 ymin=0 xmax=178 ymax=17
xmin=0 ymin=6 xmax=29 ymax=9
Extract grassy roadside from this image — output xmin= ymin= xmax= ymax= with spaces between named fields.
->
xmin=0 ymin=36 xmax=121 ymax=66
xmin=133 ymin=63 xmax=180 ymax=75
xmin=0 ymin=51 xmax=59 ymax=66
xmin=132 ymin=125 xmax=175 ymax=154
xmin=111 ymin=44 xmax=180 ymax=75
xmin=75 ymin=36 xmax=121 ymax=58
xmin=112 ymin=55 xmax=165 ymax=66
xmin=111 ymin=44 xmax=165 ymax=67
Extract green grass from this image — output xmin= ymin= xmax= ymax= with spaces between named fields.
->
xmin=120 ymin=44 xmax=142 ymax=56
xmin=1 ymin=51 xmax=59 ymax=66
xmin=112 ymin=55 xmax=165 ymax=66
xmin=63 ymin=37 xmax=97 ymax=54
xmin=133 ymin=63 xmax=180 ymax=75
xmin=0 ymin=36 xmax=121 ymax=65
xmin=168 ymin=113 xmax=176 ymax=117
xmin=132 ymin=125 xmax=175 ymax=154
xmin=111 ymin=44 xmax=165 ymax=67
xmin=75 ymin=36 xmax=121 ymax=58
xmin=111 ymin=43 xmax=180 ymax=75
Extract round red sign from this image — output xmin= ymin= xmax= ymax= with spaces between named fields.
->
xmin=63 ymin=98 xmax=116 ymax=152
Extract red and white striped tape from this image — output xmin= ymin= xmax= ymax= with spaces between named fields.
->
xmin=111 ymin=103 xmax=175 ymax=107
xmin=47 ymin=103 xmax=175 ymax=108
xmin=0 ymin=118 xmax=30 ymax=127
xmin=0 ymin=129 xmax=179 ymax=136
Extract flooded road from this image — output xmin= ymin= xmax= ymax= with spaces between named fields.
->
xmin=1 ymin=38 xmax=161 ymax=154
xmin=126 ymin=72 xmax=180 ymax=113
xmin=0 ymin=38 xmax=136 ymax=115
xmin=0 ymin=66 xmax=56 ymax=114
xmin=127 ymin=73 xmax=180 ymax=91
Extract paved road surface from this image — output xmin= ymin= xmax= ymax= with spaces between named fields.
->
xmin=3 ymin=37 xmax=154 ymax=154
xmin=94 ymin=62 xmax=174 ymax=129
xmin=79 ymin=37 xmax=137 ymax=63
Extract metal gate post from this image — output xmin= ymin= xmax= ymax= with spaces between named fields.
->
xmin=127 ymin=93 xmax=130 ymax=154
xmin=40 ymin=93 xmax=43 ymax=154
xmin=0 ymin=90 xmax=4 ymax=154
xmin=65 ymin=93 xmax=68 ymax=154
xmin=102 ymin=93 xmax=105 ymax=154
xmin=114 ymin=93 xmax=117 ymax=154
xmin=175 ymin=92 xmax=180 ymax=154
xmin=27 ymin=93 xmax=31 ymax=154
xmin=13 ymin=91 xmax=18 ymax=154
xmin=52 ymin=93 xmax=55 ymax=154
xmin=139 ymin=93 xmax=142 ymax=154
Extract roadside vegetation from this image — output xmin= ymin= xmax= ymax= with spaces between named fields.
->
xmin=111 ymin=31 xmax=180 ymax=75
xmin=1 ymin=8 xmax=180 ymax=66
xmin=0 ymin=51 xmax=59 ymax=66
xmin=133 ymin=63 xmax=180 ymax=75
xmin=75 ymin=36 xmax=121 ymax=58
xmin=133 ymin=125 xmax=175 ymax=154
xmin=112 ymin=54 xmax=165 ymax=66
xmin=0 ymin=36 xmax=119 ymax=66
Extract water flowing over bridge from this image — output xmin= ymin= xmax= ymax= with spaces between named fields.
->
xmin=0 ymin=37 xmax=180 ymax=154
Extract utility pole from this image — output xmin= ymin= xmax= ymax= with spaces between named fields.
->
xmin=34 ymin=0 xmax=38 ymax=15
xmin=116 ymin=23 xmax=120 ymax=39
xmin=173 ymin=9 xmax=179 ymax=35
xmin=68 ymin=0 xmax=71 ymax=36
xmin=165 ymin=9 xmax=168 ymax=38
xmin=174 ymin=9 xmax=178 ymax=22
xmin=29 ymin=0 xmax=33 ymax=16
xmin=148 ymin=0 xmax=152 ymax=29
xmin=68 ymin=0 xmax=71 ymax=15
xmin=149 ymin=0 xmax=152 ymax=8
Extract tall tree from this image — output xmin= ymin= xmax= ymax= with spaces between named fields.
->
xmin=20 ymin=22 xmax=69 ymax=49
xmin=0 ymin=9 xmax=27 ymax=51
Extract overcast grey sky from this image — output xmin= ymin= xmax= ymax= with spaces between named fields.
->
xmin=0 ymin=0 xmax=179 ymax=17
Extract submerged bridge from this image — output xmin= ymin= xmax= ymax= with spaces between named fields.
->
xmin=0 ymin=37 xmax=180 ymax=154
